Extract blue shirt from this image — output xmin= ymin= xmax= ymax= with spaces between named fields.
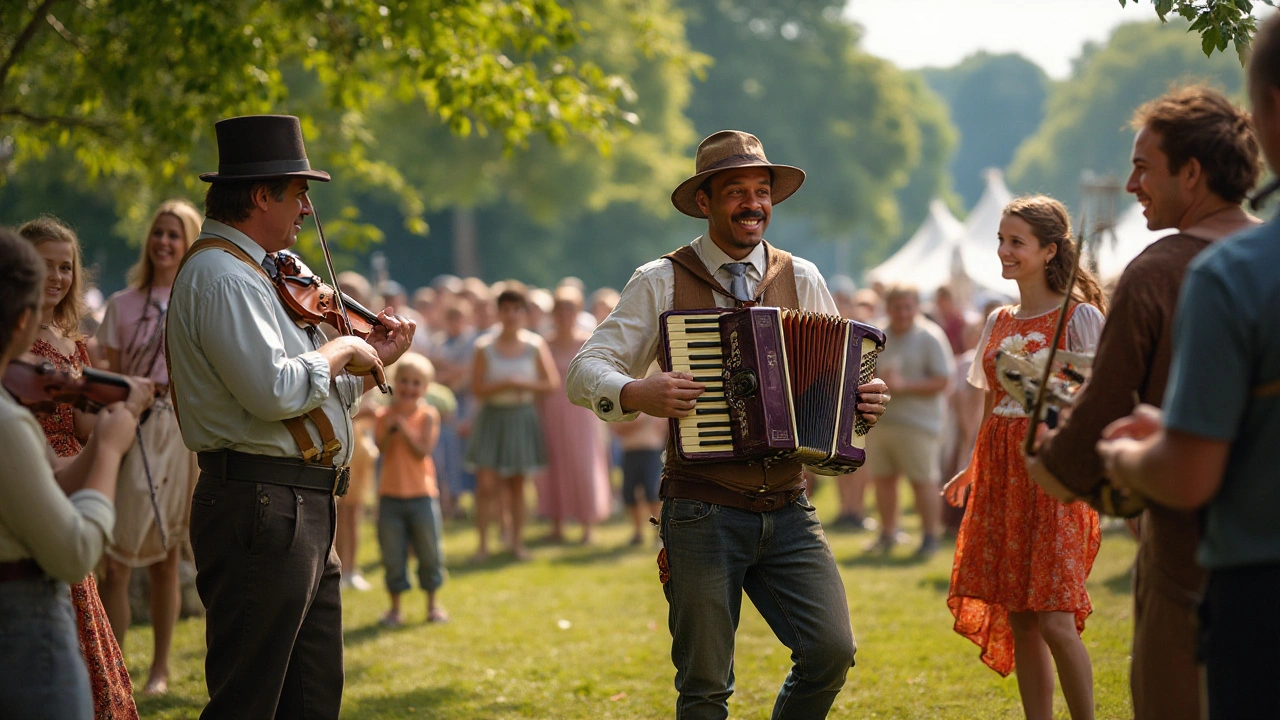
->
xmin=1164 ymin=217 xmax=1280 ymax=568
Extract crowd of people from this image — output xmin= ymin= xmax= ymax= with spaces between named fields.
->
xmin=2 ymin=14 xmax=1280 ymax=720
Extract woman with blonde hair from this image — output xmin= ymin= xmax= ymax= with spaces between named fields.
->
xmin=944 ymin=195 xmax=1106 ymax=720
xmin=21 ymin=215 xmax=149 ymax=719
xmin=94 ymin=198 xmax=201 ymax=695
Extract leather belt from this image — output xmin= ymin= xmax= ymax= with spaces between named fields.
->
xmin=0 ymin=559 xmax=45 ymax=583
xmin=198 ymin=449 xmax=350 ymax=497
xmin=661 ymin=478 xmax=805 ymax=513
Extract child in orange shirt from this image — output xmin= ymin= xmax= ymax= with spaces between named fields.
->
xmin=375 ymin=353 xmax=447 ymax=625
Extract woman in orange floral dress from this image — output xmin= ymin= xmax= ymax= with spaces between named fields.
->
xmin=943 ymin=196 xmax=1106 ymax=720
xmin=20 ymin=217 xmax=144 ymax=720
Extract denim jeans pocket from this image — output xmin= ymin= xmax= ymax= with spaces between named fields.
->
xmin=666 ymin=498 xmax=714 ymax=526
xmin=795 ymin=493 xmax=817 ymax=513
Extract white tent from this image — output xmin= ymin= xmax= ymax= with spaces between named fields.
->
xmin=865 ymin=198 xmax=965 ymax=295
xmin=954 ymin=168 xmax=1018 ymax=298
xmin=1093 ymin=202 xmax=1176 ymax=282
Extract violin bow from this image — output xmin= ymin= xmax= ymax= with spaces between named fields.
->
xmin=1022 ymin=215 xmax=1088 ymax=458
xmin=306 ymin=192 xmax=392 ymax=394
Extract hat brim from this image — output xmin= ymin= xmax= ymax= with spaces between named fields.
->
xmin=671 ymin=162 xmax=805 ymax=218
xmin=199 ymin=169 xmax=331 ymax=183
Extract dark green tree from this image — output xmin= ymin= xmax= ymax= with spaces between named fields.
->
xmin=1008 ymin=20 xmax=1245 ymax=209
xmin=923 ymin=53 xmax=1049 ymax=207
xmin=1121 ymin=0 xmax=1276 ymax=60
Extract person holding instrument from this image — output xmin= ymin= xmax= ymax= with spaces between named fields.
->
xmin=166 ymin=114 xmax=414 ymax=719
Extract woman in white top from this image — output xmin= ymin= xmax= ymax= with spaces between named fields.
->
xmin=0 ymin=229 xmax=138 ymax=720
xmin=465 ymin=284 xmax=558 ymax=561
xmin=95 ymin=199 xmax=202 ymax=695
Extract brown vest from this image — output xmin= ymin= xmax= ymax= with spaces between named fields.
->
xmin=659 ymin=240 xmax=805 ymax=495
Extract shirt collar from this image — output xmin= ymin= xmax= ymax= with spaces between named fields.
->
xmin=199 ymin=218 xmax=270 ymax=265
xmin=692 ymin=235 xmax=767 ymax=278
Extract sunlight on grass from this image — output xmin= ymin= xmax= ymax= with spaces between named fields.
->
xmin=126 ymin=480 xmax=1137 ymax=719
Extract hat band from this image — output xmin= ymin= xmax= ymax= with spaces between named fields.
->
xmin=216 ymin=158 xmax=314 ymax=176
xmin=699 ymin=153 xmax=769 ymax=174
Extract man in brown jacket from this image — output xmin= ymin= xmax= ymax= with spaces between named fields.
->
xmin=1026 ymin=86 xmax=1261 ymax=720
xmin=566 ymin=130 xmax=890 ymax=719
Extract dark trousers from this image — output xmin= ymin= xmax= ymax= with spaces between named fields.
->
xmin=190 ymin=471 xmax=343 ymax=719
xmin=1200 ymin=562 xmax=1280 ymax=720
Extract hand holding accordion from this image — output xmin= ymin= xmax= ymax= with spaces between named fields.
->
xmin=660 ymin=307 xmax=886 ymax=476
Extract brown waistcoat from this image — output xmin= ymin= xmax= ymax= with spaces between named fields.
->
xmin=658 ymin=241 xmax=805 ymax=495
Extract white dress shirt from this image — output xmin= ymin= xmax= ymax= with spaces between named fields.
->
xmin=566 ymin=235 xmax=838 ymax=422
xmin=167 ymin=219 xmax=362 ymax=464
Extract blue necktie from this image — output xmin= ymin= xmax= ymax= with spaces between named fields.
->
xmin=723 ymin=262 xmax=752 ymax=303
xmin=261 ymin=253 xmax=279 ymax=280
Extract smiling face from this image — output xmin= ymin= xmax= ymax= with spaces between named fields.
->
xmin=147 ymin=213 xmax=187 ymax=276
xmin=36 ymin=240 xmax=76 ymax=316
xmin=393 ymin=365 xmax=428 ymax=402
xmin=997 ymin=215 xmax=1056 ymax=283
xmin=697 ymin=167 xmax=772 ymax=259
xmin=497 ymin=300 xmax=526 ymax=332
xmin=1126 ymin=126 xmax=1193 ymax=231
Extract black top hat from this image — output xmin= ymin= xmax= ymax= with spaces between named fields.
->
xmin=200 ymin=115 xmax=331 ymax=183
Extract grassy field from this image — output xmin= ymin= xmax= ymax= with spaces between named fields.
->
xmin=127 ymin=481 xmax=1138 ymax=719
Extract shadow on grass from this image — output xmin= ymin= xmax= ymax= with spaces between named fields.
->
xmin=135 ymin=691 xmax=206 ymax=717
xmin=840 ymin=552 xmax=932 ymax=569
xmin=1103 ymin=566 xmax=1134 ymax=595
xmin=341 ymin=685 xmax=527 ymax=719
xmin=918 ymin=573 xmax=953 ymax=593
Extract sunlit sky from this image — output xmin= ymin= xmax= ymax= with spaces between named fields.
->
xmin=843 ymin=0 xmax=1271 ymax=78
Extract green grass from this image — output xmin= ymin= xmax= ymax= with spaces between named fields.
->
xmin=127 ymin=481 xmax=1138 ymax=719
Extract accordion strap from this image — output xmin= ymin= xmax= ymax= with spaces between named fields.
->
xmin=664 ymin=240 xmax=799 ymax=309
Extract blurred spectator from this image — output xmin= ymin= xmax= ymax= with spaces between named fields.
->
xmin=430 ymin=301 xmax=479 ymax=519
xmin=850 ymin=288 xmax=881 ymax=324
xmin=462 ymin=277 xmax=494 ymax=332
xmin=381 ymin=280 xmax=431 ymax=355
xmin=865 ymin=284 xmax=954 ymax=558
xmin=930 ymin=285 xmax=976 ymax=356
xmin=610 ymin=368 xmax=667 ymax=546
xmin=536 ymin=286 xmax=611 ymax=544
xmin=466 ymin=283 xmax=558 ymax=561
xmin=589 ymin=287 xmax=620 ymax=326
xmin=334 ymin=271 xmax=376 ymax=592
xmin=413 ymin=286 xmax=441 ymax=330
xmin=527 ymin=287 xmax=554 ymax=336
xmin=941 ymin=321 xmax=985 ymax=537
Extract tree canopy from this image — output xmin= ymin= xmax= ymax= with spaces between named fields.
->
xmin=922 ymin=53 xmax=1049 ymax=208
xmin=1007 ymin=20 xmax=1245 ymax=210
xmin=1121 ymin=0 xmax=1276 ymax=61
xmin=0 ymin=0 xmax=642 ymax=231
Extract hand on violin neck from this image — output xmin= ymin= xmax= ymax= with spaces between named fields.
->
xmin=366 ymin=307 xmax=416 ymax=367
xmin=123 ymin=376 xmax=157 ymax=418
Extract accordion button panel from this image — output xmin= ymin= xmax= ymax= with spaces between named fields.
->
xmin=664 ymin=313 xmax=733 ymax=456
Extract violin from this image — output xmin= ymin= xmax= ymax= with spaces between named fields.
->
xmin=2 ymin=358 xmax=133 ymax=417
xmin=271 ymin=249 xmax=392 ymax=393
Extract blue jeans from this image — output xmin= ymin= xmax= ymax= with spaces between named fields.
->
xmin=378 ymin=496 xmax=446 ymax=594
xmin=661 ymin=493 xmax=856 ymax=720
xmin=0 ymin=577 xmax=93 ymax=720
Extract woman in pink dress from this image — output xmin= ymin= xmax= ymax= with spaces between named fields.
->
xmin=20 ymin=216 xmax=147 ymax=720
xmin=537 ymin=286 xmax=611 ymax=543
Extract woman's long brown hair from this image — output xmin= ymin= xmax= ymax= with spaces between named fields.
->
xmin=1003 ymin=195 xmax=1107 ymax=315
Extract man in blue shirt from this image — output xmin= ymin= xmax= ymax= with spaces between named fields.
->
xmin=1098 ymin=14 xmax=1280 ymax=718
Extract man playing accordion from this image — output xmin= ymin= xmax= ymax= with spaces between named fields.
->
xmin=567 ymin=130 xmax=890 ymax=719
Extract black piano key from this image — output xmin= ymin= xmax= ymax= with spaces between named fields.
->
xmin=697 ymin=431 xmax=732 ymax=438
xmin=692 ymin=375 xmax=720 ymax=383
xmin=695 ymin=408 xmax=729 ymax=415
xmin=689 ymin=363 xmax=721 ymax=370
xmin=696 ymin=421 xmax=731 ymax=428
xmin=698 ymin=439 xmax=734 ymax=447
xmin=685 ymin=326 xmax=719 ymax=333
xmin=689 ymin=354 xmax=723 ymax=361
xmin=698 ymin=395 xmax=725 ymax=402
xmin=687 ymin=341 xmax=721 ymax=348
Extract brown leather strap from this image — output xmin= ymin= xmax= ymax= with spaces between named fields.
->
xmin=662 ymin=240 xmax=796 ymax=308
xmin=661 ymin=478 xmax=805 ymax=512
xmin=167 ymin=236 xmax=341 ymax=465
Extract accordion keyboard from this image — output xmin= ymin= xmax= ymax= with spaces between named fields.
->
xmin=664 ymin=312 xmax=732 ymax=456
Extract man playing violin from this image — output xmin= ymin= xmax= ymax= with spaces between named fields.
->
xmin=166 ymin=115 xmax=415 ymax=719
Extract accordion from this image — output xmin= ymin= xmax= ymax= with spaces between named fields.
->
xmin=660 ymin=307 xmax=887 ymax=475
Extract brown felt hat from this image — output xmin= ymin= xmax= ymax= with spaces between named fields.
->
xmin=671 ymin=130 xmax=805 ymax=218
xmin=200 ymin=115 xmax=331 ymax=183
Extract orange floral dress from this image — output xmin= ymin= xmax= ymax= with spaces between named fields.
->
xmin=30 ymin=338 xmax=139 ymax=720
xmin=947 ymin=306 xmax=1102 ymax=677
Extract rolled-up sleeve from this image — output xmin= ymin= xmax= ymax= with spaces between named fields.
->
xmin=567 ymin=266 xmax=665 ymax=422
xmin=197 ymin=275 xmax=331 ymax=422
xmin=0 ymin=415 xmax=114 ymax=583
